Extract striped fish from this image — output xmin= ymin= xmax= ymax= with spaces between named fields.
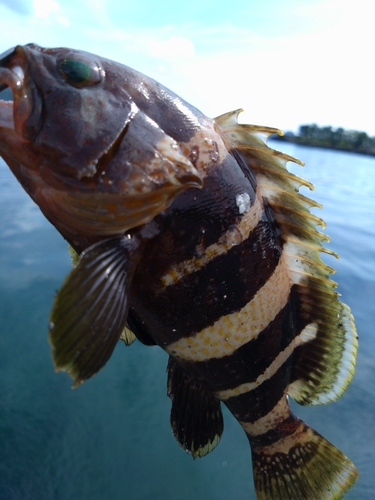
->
xmin=0 ymin=44 xmax=358 ymax=499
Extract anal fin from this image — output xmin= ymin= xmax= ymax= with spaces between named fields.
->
xmin=167 ymin=356 xmax=223 ymax=458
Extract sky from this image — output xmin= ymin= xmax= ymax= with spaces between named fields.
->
xmin=1 ymin=0 xmax=374 ymax=135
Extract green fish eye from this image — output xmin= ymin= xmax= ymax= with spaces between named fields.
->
xmin=58 ymin=58 xmax=102 ymax=87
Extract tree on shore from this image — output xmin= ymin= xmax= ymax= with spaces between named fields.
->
xmin=275 ymin=124 xmax=375 ymax=155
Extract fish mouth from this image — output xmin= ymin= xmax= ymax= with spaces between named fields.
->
xmin=0 ymin=46 xmax=39 ymax=140
xmin=0 ymin=48 xmax=21 ymax=131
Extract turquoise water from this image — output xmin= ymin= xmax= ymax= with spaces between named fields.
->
xmin=0 ymin=142 xmax=374 ymax=499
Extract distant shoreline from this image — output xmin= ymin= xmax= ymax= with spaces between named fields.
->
xmin=271 ymin=135 xmax=375 ymax=157
xmin=270 ymin=124 xmax=375 ymax=157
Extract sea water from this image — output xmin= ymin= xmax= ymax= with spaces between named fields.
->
xmin=1 ymin=142 xmax=374 ymax=499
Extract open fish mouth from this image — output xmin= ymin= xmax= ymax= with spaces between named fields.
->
xmin=0 ymin=46 xmax=38 ymax=139
xmin=0 ymin=48 xmax=21 ymax=131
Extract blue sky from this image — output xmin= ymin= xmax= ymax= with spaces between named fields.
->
xmin=1 ymin=0 xmax=374 ymax=134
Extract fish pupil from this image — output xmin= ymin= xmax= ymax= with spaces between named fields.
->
xmin=58 ymin=58 xmax=101 ymax=87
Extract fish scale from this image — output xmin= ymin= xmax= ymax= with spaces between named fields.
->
xmin=0 ymin=44 xmax=358 ymax=499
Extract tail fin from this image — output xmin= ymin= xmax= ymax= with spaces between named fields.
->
xmin=249 ymin=419 xmax=358 ymax=500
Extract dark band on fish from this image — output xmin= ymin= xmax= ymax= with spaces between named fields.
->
xmin=224 ymin=360 xmax=292 ymax=423
xmin=180 ymin=298 xmax=296 ymax=392
xmin=248 ymin=413 xmax=300 ymax=448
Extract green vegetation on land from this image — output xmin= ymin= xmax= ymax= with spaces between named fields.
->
xmin=272 ymin=124 xmax=375 ymax=155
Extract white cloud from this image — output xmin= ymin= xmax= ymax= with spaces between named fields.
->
xmin=32 ymin=0 xmax=69 ymax=25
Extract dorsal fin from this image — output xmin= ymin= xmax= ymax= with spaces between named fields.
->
xmin=215 ymin=110 xmax=358 ymax=406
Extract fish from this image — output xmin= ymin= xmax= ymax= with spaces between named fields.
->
xmin=0 ymin=44 xmax=358 ymax=499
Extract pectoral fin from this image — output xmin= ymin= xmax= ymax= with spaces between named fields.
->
xmin=49 ymin=235 xmax=142 ymax=386
xmin=167 ymin=356 xmax=223 ymax=458
xmin=68 ymin=245 xmax=139 ymax=348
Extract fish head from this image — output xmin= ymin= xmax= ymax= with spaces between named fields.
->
xmin=0 ymin=44 xmax=202 ymax=250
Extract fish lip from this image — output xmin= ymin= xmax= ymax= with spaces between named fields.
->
xmin=0 ymin=47 xmax=17 ymax=88
xmin=0 ymin=46 xmax=41 ymax=140
xmin=0 ymin=66 xmax=24 ymax=131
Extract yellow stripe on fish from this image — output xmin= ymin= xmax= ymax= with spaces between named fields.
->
xmin=167 ymin=254 xmax=292 ymax=362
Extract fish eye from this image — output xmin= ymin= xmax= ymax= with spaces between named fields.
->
xmin=58 ymin=56 xmax=103 ymax=88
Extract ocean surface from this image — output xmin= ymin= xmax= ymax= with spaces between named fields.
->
xmin=0 ymin=141 xmax=374 ymax=499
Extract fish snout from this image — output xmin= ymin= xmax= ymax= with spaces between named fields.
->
xmin=0 ymin=45 xmax=42 ymax=140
